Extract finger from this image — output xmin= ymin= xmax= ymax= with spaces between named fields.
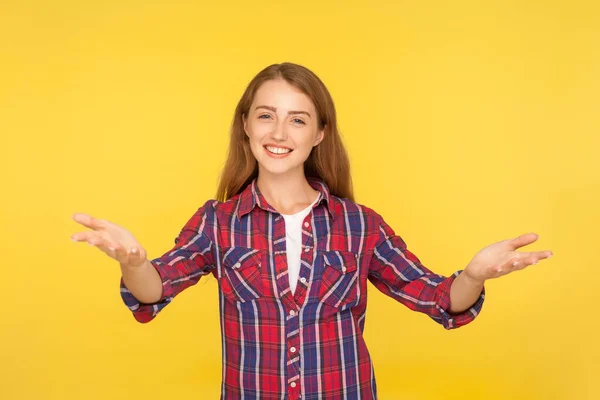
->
xmin=111 ymin=243 xmax=129 ymax=262
xmin=511 ymin=259 xmax=529 ymax=271
xmin=112 ymin=243 xmax=139 ymax=264
xmin=508 ymin=233 xmax=539 ymax=250
xmin=123 ymin=246 xmax=147 ymax=268
xmin=492 ymin=262 xmax=516 ymax=278
xmin=71 ymin=231 xmax=101 ymax=244
xmin=109 ymin=242 xmax=144 ymax=265
xmin=524 ymin=251 xmax=553 ymax=264
xmin=508 ymin=250 xmax=553 ymax=270
xmin=72 ymin=231 xmax=113 ymax=252
xmin=93 ymin=234 xmax=129 ymax=258
xmin=72 ymin=213 xmax=106 ymax=230
xmin=90 ymin=235 xmax=113 ymax=254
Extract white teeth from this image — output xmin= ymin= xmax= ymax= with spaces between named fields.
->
xmin=265 ymin=146 xmax=292 ymax=154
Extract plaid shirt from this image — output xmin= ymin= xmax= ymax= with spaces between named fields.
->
xmin=120 ymin=178 xmax=485 ymax=399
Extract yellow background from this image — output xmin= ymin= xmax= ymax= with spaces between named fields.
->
xmin=1 ymin=0 xmax=598 ymax=399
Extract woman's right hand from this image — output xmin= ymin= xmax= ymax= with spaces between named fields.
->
xmin=71 ymin=213 xmax=148 ymax=269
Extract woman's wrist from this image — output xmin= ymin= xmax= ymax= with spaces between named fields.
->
xmin=461 ymin=268 xmax=486 ymax=288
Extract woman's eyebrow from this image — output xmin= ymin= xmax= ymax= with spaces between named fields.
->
xmin=255 ymin=105 xmax=311 ymax=118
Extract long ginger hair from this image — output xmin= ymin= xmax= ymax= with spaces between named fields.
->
xmin=216 ymin=62 xmax=354 ymax=202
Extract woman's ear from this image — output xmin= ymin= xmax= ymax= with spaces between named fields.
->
xmin=242 ymin=113 xmax=248 ymax=136
xmin=314 ymin=126 xmax=325 ymax=146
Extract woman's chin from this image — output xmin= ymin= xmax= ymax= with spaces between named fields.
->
xmin=258 ymin=162 xmax=302 ymax=177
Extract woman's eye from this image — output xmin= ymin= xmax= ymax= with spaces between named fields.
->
xmin=293 ymin=118 xmax=305 ymax=125
xmin=258 ymin=114 xmax=271 ymax=119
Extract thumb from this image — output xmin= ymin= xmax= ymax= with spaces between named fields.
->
xmin=509 ymin=232 xmax=539 ymax=250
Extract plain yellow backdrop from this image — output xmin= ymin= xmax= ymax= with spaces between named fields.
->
xmin=1 ymin=0 xmax=598 ymax=399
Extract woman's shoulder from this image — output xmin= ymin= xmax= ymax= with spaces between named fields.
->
xmin=190 ymin=197 xmax=238 ymax=218
xmin=328 ymin=193 xmax=382 ymax=220
xmin=184 ymin=194 xmax=252 ymax=224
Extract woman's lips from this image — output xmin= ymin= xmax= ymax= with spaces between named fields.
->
xmin=263 ymin=145 xmax=293 ymax=158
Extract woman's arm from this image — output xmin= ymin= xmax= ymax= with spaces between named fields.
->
xmin=367 ymin=213 xmax=485 ymax=330
xmin=449 ymin=271 xmax=485 ymax=314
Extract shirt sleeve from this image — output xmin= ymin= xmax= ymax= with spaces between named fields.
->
xmin=367 ymin=214 xmax=484 ymax=330
xmin=120 ymin=202 xmax=216 ymax=323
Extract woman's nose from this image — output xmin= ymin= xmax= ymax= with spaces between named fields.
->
xmin=270 ymin=120 xmax=288 ymax=140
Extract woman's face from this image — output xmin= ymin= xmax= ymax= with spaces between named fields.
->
xmin=243 ymin=79 xmax=324 ymax=177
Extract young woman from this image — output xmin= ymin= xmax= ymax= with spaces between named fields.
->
xmin=71 ymin=62 xmax=553 ymax=399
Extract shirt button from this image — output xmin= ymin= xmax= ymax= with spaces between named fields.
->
xmin=290 ymin=346 xmax=297 ymax=353
xmin=300 ymin=277 xmax=307 ymax=284
xmin=289 ymin=310 xmax=296 ymax=316
xmin=304 ymin=221 xmax=310 ymax=228
xmin=290 ymin=382 xmax=297 ymax=388
xmin=341 ymin=266 xmax=347 ymax=272
xmin=233 ymin=262 xmax=241 ymax=269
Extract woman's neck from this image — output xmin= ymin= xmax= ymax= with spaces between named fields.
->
xmin=256 ymin=170 xmax=319 ymax=215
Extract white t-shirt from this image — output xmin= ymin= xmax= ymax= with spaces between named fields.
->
xmin=281 ymin=195 xmax=319 ymax=295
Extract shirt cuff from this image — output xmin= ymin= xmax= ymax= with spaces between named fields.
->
xmin=119 ymin=259 xmax=173 ymax=323
xmin=435 ymin=270 xmax=485 ymax=330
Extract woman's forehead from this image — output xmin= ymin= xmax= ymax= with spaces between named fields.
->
xmin=252 ymin=80 xmax=315 ymax=112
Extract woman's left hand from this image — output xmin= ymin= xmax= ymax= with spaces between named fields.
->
xmin=463 ymin=232 xmax=553 ymax=285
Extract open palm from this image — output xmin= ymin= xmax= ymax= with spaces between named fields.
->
xmin=464 ymin=232 xmax=553 ymax=283
xmin=71 ymin=213 xmax=148 ymax=269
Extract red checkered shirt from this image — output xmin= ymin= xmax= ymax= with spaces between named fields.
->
xmin=120 ymin=177 xmax=485 ymax=399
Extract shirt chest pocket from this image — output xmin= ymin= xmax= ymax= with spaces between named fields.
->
xmin=317 ymin=250 xmax=360 ymax=309
xmin=220 ymin=247 xmax=264 ymax=303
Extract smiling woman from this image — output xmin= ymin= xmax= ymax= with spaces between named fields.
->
xmin=219 ymin=63 xmax=354 ymax=207
xmin=72 ymin=62 xmax=552 ymax=400
xmin=240 ymin=79 xmax=327 ymax=177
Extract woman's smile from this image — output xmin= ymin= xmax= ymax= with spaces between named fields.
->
xmin=263 ymin=144 xmax=293 ymax=158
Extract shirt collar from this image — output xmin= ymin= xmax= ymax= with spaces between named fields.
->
xmin=235 ymin=177 xmax=338 ymax=221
